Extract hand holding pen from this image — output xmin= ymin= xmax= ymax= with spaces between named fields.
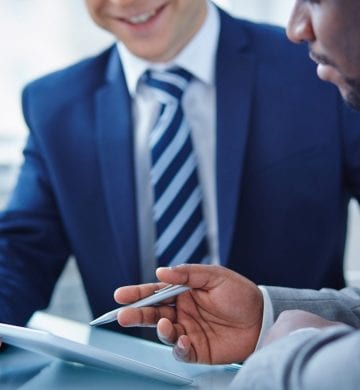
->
xmin=111 ymin=264 xmax=264 ymax=365
xmin=90 ymin=284 xmax=190 ymax=326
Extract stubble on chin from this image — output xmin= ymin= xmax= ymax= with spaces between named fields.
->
xmin=344 ymin=77 xmax=360 ymax=111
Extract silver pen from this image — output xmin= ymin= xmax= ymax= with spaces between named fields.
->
xmin=90 ymin=284 xmax=191 ymax=326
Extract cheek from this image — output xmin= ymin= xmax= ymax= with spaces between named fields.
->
xmin=343 ymin=41 xmax=360 ymax=78
xmin=89 ymin=8 xmax=112 ymax=33
xmin=332 ymin=40 xmax=358 ymax=78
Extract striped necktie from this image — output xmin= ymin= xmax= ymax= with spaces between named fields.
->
xmin=145 ymin=67 xmax=209 ymax=267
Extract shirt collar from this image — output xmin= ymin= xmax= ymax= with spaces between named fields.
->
xmin=117 ymin=1 xmax=220 ymax=97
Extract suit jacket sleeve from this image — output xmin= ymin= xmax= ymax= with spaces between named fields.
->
xmin=0 ymin=86 xmax=71 ymax=326
xmin=266 ymin=285 xmax=360 ymax=327
xmin=229 ymin=325 xmax=359 ymax=390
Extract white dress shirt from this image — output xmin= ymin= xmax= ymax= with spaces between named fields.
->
xmin=116 ymin=1 xmax=274 ymax=343
xmin=117 ymin=1 xmax=220 ymax=282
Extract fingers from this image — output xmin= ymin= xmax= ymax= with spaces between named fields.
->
xmin=157 ymin=319 xmax=192 ymax=362
xmin=117 ymin=305 xmax=176 ymax=327
xmin=157 ymin=317 xmax=184 ymax=344
xmin=156 ymin=264 xmax=232 ymax=290
xmin=173 ymin=335 xmax=192 ymax=362
xmin=114 ymin=282 xmax=166 ymax=304
xmin=115 ymin=264 xmax=237 ymax=305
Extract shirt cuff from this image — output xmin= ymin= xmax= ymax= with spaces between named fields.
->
xmin=255 ymin=286 xmax=274 ymax=350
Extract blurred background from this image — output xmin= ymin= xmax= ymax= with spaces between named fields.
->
xmin=0 ymin=0 xmax=359 ymax=323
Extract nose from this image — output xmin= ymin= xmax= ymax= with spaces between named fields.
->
xmin=286 ymin=2 xmax=315 ymax=44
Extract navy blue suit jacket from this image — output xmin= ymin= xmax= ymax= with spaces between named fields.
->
xmin=1 ymin=10 xmax=360 ymax=326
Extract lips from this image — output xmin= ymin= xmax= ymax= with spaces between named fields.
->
xmin=119 ymin=4 xmax=166 ymax=25
xmin=309 ymin=51 xmax=338 ymax=83
xmin=316 ymin=63 xmax=342 ymax=85
xmin=127 ymin=10 xmax=156 ymax=24
xmin=310 ymin=52 xmax=326 ymax=66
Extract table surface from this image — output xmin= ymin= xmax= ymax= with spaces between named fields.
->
xmin=0 ymin=312 xmax=239 ymax=389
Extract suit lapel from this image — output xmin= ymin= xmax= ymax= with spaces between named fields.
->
xmin=216 ymin=12 xmax=255 ymax=265
xmin=95 ymin=48 xmax=140 ymax=283
xmin=94 ymin=13 xmax=255 ymax=274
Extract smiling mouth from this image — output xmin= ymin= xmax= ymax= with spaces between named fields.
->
xmin=120 ymin=4 xmax=166 ymax=25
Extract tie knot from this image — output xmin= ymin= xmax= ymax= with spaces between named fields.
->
xmin=144 ymin=67 xmax=192 ymax=101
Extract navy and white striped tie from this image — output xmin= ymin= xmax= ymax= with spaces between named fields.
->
xmin=145 ymin=67 xmax=209 ymax=267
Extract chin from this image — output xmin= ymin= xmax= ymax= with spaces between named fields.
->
xmin=345 ymin=92 xmax=360 ymax=111
xmin=344 ymin=81 xmax=360 ymax=111
xmin=340 ymin=78 xmax=360 ymax=111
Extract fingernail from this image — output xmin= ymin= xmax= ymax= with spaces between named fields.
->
xmin=177 ymin=337 xmax=185 ymax=350
xmin=157 ymin=332 xmax=173 ymax=346
xmin=173 ymin=341 xmax=188 ymax=362
xmin=173 ymin=264 xmax=187 ymax=269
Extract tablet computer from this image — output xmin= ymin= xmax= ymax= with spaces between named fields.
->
xmin=0 ymin=323 xmax=192 ymax=386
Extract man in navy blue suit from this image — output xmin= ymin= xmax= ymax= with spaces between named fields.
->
xmin=0 ymin=0 xmax=359 ymax=329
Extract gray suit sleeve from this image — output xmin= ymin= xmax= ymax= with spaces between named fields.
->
xmin=265 ymin=286 xmax=360 ymax=327
xmin=229 ymin=326 xmax=360 ymax=390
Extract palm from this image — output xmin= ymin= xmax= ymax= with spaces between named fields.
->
xmin=173 ymin=292 xmax=252 ymax=364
